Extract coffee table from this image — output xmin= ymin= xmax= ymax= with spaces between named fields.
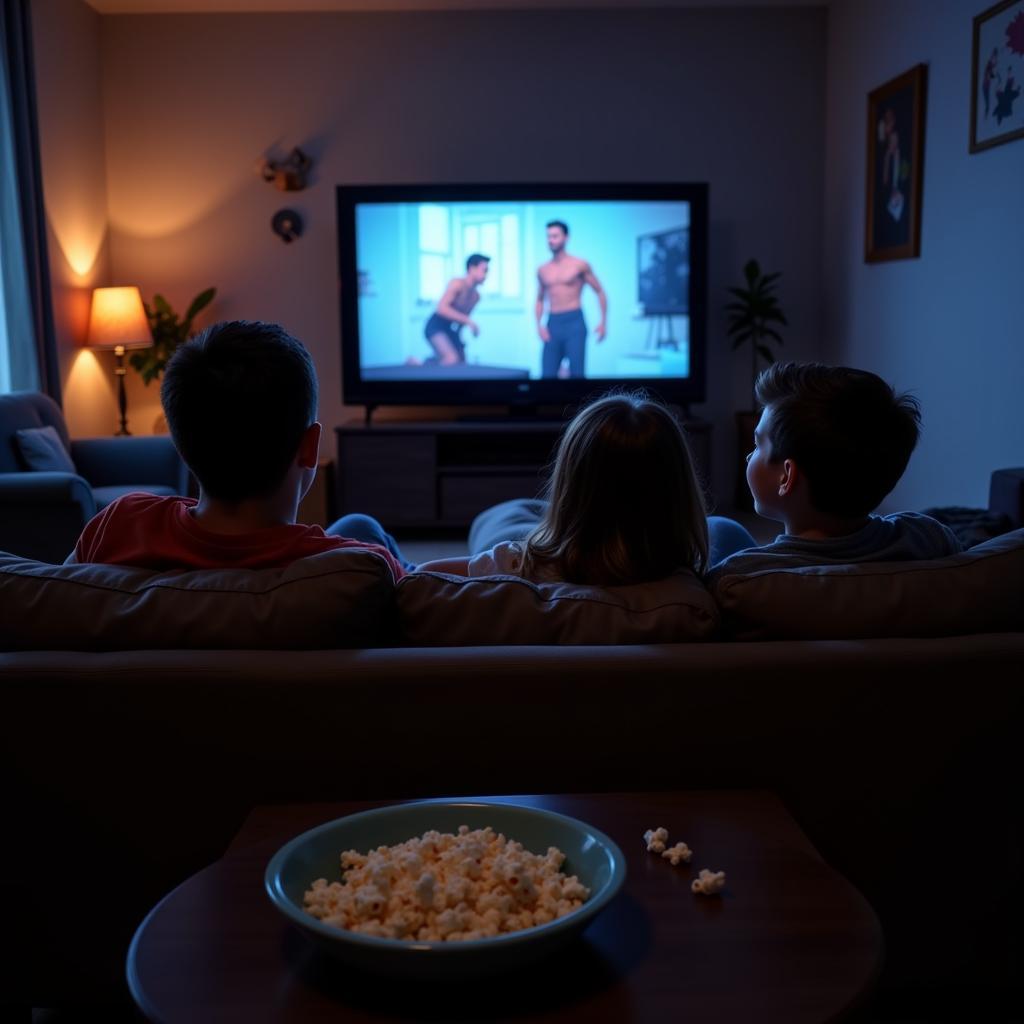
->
xmin=127 ymin=791 xmax=882 ymax=1022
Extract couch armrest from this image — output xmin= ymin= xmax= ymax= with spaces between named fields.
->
xmin=989 ymin=468 xmax=1024 ymax=529
xmin=0 ymin=470 xmax=94 ymax=509
xmin=71 ymin=435 xmax=188 ymax=494
xmin=0 ymin=471 xmax=96 ymax=562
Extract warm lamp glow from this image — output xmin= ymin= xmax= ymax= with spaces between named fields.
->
xmin=88 ymin=286 xmax=151 ymax=436
xmin=88 ymin=286 xmax=151 ymax=351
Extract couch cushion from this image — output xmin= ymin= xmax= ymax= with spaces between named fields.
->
xmin=710 ymin=528 xmax=1024 ymax=640
xmin=397 ymin=570 xmax=719 ymax=645
xmin=0 ymin=391 xmax=71 ymax=472
xmin=0 ymin=548 xmax=397 ymax=651
xmin=92 ymin=483 xmax=179 ymax=511
xmin=15 ymin=425 xmax=76 ymax=474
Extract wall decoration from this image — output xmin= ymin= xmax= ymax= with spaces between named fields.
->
xmin=271 ymin=209 xmax=303 ymax=244
xmin=865 ymin=64 xmax=927 ymax=263
xmin=971 ymin=0 xmax=1024 ymax=152
xmin=259 ymin=147 xmax=312 ymax=191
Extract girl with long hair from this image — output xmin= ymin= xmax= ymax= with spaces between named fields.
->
xmin=419 ymin=392 xmax=713 ymax=584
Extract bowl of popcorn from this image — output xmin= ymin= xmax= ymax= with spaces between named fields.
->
xmin=264 ymin=799 xmax=626 ymax=976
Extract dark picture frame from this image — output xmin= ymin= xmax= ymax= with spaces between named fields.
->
xmin=970 ymin=0 xmax=1024 ymax=153
xmin=865 ymin=64 xmax=927 ymax=263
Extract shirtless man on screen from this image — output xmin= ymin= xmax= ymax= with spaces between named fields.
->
xmin=536 ymin=221 xmax=607 ymax=379
xmin=418 ymin=254 xmax=490 ymax=366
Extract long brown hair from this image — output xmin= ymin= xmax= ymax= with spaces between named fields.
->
xmin=520 ymin=393 xmax=708 ymax=585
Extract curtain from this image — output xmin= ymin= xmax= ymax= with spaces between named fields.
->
xmin=0 ymin=0 xmax=58 ymax=399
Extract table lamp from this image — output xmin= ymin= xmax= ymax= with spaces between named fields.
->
xmin=88 ymin=286 xmax=152 ymax=436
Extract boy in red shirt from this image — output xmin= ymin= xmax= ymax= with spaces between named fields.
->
xmin=69 ymin=320 xmax=407 ymax=580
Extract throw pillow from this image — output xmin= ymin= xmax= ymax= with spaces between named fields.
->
xmin=397 ymin=570 xmax=719 ymax=645
xmin=710 ymin=528 xmax=1024 ymax=640
xmin=0 ymin=548 xmax=397 ymax=651
xmin=15 ymin=425 xmax=76 ymax=474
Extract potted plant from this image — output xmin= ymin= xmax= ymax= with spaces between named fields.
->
xmin=725 ymin=260 xmax=786 ymax=507
xmin=129 ymin=288 xmax=216 ymax=385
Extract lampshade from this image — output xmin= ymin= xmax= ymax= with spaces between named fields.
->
xmin=88 ymin=286 xmax=151 ymax=351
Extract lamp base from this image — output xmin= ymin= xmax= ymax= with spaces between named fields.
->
xmin=114 ymin=346 xmax=132 ymax=436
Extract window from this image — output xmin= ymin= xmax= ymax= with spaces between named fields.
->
xmin=0 ymin=37 xmax=16 ymax=393
xmin=0 ymin=25 xmax=39 ymax=395
xmin=0 ymin=228 xmax=10 ymax=393
xmin=417 ymin=204 xmax=525 ymax=307
xmin=418 ymin=204 xmax=450 ymax=303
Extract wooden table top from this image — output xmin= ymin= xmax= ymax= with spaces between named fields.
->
xmin=128 ymin=791 xmax=882 ymax=1023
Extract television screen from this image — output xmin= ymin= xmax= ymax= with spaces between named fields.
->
xmin=339 ymin=183 xmax=707 ymax=410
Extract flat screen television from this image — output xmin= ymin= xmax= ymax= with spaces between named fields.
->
xmin=338 ymin=182 xmax=708 ymax=415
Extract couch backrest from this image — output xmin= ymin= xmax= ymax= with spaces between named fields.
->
xmin=0 ymin=547 xmax=398 ymax=650
xmin=396 ymin=569 xmax=720 ymax=645
xmin=711 ymin=527 xmax=1024 ymax=641
xmin=0 ymin=391 xmax=70 ymax=472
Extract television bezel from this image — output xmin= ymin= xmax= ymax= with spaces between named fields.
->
xmin=338 ymin=182 xmax=708 ymax=410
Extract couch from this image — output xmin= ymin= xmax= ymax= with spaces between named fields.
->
xmin=5 ymin=472 xmax=1023 ymax=1017
xmin=0 ymin=391 xmax=188 ymax=563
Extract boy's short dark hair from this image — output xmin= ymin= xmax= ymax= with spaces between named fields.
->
xmin=546 ymin=220 xmax=569 ymax=234
xmin=466 ymin=253 xmax=490 ymax=271
xmin=755 ymin=361 xmax=921 ymax=518
xmin=161 ymin=320 xmax=318 ymax=502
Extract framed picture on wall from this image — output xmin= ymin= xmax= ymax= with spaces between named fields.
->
xmin=865 ymin=64 xmax=927 ymax=263
xmin=971 ymin=0 xmax=1024 ymax=152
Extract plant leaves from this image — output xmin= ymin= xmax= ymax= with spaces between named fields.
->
xmin=184 ymin=287 xmax=216 ymax=324
xmin=127 ymin=289 xmax=216 ymax=384
xmin=725 ymin=260 xmax=786 ymax=363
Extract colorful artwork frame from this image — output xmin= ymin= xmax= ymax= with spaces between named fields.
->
xmin=971 ymin=0 xmax=1024 ymax=152
xmin=865 ymin=64 xmax=927 ymax=264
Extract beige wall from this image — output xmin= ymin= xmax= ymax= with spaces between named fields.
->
xmin=96 ymin=7 xmax=826 ymax=505
xmin=34 ymin=5 xmax=827 ymax=504
xmin=32 ymin=0 xmax=117 ymax=436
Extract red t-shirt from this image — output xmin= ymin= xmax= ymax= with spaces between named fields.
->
xmin=69 ymin=492 xmax=405 ymax=580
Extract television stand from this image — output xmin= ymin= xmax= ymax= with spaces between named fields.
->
xmin=456 ymin=405 xmax=567 ymax=423
xmin=335 ymin=416 xmax=711 ymax=530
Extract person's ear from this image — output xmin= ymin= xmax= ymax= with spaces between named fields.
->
xmin=296 ymin=422 xmax=322 ymax=470
xmin=778 ymin=458 xmax=799 ymax=497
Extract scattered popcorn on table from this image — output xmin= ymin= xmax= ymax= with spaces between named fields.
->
xmin=691 ymin=869 xmax=726 ymax=895
xmin=643 ymin=827 xmax=669 ymax=853
xmin=662 ymin=841 xmax=692 ymax=866
xmin=303 ymin=826 xmax=590 ymax=942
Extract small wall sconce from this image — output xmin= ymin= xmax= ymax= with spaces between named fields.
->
xmin=259 ymin=147 xmax=312 ymax=191
xmin=271 ymin=208 xmax=303 ymax=244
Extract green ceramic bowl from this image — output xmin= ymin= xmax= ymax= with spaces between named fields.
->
xmin=265 ymin=799 xmax=626 ymax=977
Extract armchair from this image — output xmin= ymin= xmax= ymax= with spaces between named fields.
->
xmin=0 ymin=391 xmax=188 ymax=563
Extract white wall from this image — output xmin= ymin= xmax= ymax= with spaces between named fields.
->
xmin=93 ymin=7 xmax=827 ymax=506
xmin=824 ymin=0 xmax=1024 ymax=511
